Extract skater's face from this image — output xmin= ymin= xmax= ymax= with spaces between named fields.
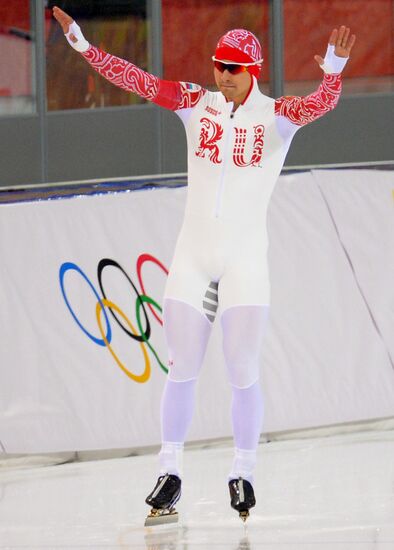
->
xmin=214 ymin=62 xmax=252 ymax=106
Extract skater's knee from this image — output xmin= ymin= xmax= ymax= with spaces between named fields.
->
xmin=225 ymin=356 xmax=260 ymax=389
xmin=167 ymin=355 xmax=201 ymax=382
xmin=223 ymin=336 xmax=262 ymax=388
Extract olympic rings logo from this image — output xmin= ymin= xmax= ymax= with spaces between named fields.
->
xmin=59 ymin=254 xmax=168 ymax=383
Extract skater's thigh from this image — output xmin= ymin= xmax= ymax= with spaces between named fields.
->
xmin=164 ymin=254 xmax=220 ymax=323
xmin=164 ymin=221 xmax=221 ymax=323
xmin=218 ymin=256 xmax=270 ymax=312
xmin=163 ymin=298 xmax=213 ymax=382
xmin=221 ymin=304 xmax=270 ymax=388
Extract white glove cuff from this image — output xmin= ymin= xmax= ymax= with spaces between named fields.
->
xmin=65 ymin=21 xmax=90 ymax=53
xmin=321 ymin=44 xmax=348 ymax=74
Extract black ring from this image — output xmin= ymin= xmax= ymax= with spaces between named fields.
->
xmin=97 ymin=258 xmax=151 ymax=342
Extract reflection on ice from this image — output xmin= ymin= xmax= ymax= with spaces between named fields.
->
xmin=144 ymin=525 xmax=187 ymax=549
xmin=237 ymin=534 xmax=252 ymax=550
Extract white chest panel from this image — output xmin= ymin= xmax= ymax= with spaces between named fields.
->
xmin=177 ymin=81 xmax=288 ymax=223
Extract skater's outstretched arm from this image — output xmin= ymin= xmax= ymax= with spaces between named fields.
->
xmin=275 ymin=26 xmax=356 ymax=127
xmin=52 ymin=6 xmax=206 ymax=111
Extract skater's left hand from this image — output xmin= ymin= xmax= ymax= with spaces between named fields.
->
xmin=314 ymin=26 xmax=356 ymax=67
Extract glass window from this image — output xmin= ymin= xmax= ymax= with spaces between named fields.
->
xmin=283 ymin=0 xmax=394 ymax=96
xmin=46 ymin=0 xmax=149 ymax=111
xmin=0 ymin=1 xmax=34 ymax=115
xmin=162 ymin=0 xmax=270 ymax=95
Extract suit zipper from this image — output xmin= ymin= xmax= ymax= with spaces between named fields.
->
xmin=214 ymin=111 xmax=235 ymax=218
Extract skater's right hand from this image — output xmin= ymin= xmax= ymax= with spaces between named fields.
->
xmin=52 ymin=6 xmax=76 ymax=42
xmin=52 ymin=6 xmax=90 ymax=52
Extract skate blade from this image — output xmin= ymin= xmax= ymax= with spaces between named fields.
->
xmin=144 ymin=509 xmax=179 ymax=527
xmin=239 ymin=510 xmax=249 ymax=523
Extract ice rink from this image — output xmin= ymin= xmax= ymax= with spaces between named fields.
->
xmin=1 ymin=429 xmax=394 ymax=549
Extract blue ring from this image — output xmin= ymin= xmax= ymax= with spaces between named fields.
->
xmin=59 ymin=262 xmax=112 ymax=346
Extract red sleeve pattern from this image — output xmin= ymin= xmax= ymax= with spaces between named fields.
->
xmin=81 ymin=45 xmax=205 ymax=111
xmin=274 ymin=73 xmax=342 ymax=126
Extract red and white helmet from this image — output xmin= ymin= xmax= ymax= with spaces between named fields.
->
xmin=213 ymin=29 xmax=263 ymax=78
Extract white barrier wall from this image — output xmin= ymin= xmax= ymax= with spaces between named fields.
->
xmin=0 ymin=169 xmax=393 ymax=453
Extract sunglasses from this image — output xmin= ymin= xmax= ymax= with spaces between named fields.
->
xmin=212 ymin=56 xmax=263 ymax=75
xmin=213 ymin=60 xmax=248 ymax=75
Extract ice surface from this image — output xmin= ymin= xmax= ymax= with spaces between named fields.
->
xmin=1 ymin=430 xmax=394 ymax=549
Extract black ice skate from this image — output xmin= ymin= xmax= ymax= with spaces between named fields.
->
xmin=144 ymin=473 xmax=181 ymax=526
xmin=228 ymin=477 xmax=256 ymax=522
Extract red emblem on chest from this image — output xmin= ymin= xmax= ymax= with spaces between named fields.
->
xmin=195 ymin=117 xmax=223 ymax=164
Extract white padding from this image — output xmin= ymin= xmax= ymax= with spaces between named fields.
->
xmin=321 ymin=44 xmax=348 ymax=74
xmin=65 ymin=22 xmax=90 ymax=53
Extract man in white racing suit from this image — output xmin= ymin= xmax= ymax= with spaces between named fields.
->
xmin=53 ymin=6 xmax=355 ymax=521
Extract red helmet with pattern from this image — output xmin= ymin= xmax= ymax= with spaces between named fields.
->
xmin=213 ymin=29 xmax=263 ymax=78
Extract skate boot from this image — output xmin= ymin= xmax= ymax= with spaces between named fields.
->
xmin=228 ymin=477 xmax=256 ymax=522
xmin=145 ymin=473 xmax=181 ymax=526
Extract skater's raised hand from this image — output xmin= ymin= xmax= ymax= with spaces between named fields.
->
xmin=52 ymin=6 xmax=76 ymax=42
xmin=331 ymin=26 xmax=356 ymax=58
xmin=314 ymin=26 xmax=356 ymax=74
xmin=52 ymin=6 xmax=90 ymax=52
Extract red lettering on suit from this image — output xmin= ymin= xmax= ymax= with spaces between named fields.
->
xmin=233 ymin=124 xmax=265 ymax=168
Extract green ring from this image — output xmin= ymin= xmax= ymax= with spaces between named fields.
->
xmin=135 ymin=295 xmax=168 ymax=374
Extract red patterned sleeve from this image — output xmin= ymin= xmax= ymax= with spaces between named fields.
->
xmin=81 ymin=45 xmax=205 ymax=111
xmin=274 ymin=73 xmax=342 ymax=126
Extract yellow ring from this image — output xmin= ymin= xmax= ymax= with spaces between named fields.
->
xmin=96 ymin=299 xmax=151 ymax=383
